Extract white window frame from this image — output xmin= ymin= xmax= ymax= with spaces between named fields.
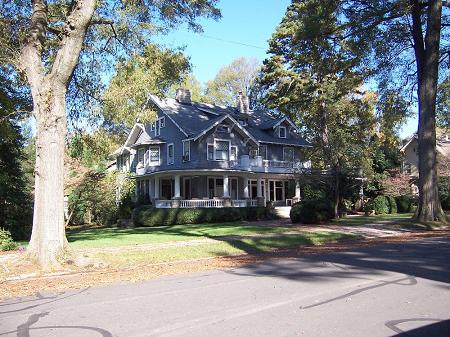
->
xmin=207 ymin=143 xmax=214 ymax=161
xmin=214 ymin=139 xmax=231 ymax=161
xmin=279 ymin=126 xmax=287 ymax=139
xmin=182 ymin=140 xmax=191 ymax=162
xmin=259 ymin=145 xmax=267 ymax=159
xmin=216 ymin=124 xmax=230 ymax=133
xmin=159 ymin=116 xmax=165 ymax=128
xmin=167 ymin=143 xmax=174 ymax=165
xmin=149 ymin=146 xmax=160 ymax=166
xmin=150 ymin=122 xmax=155 ymax=131
xmin=155 ymin=120 xmax=160 ymax=136
xmin=283 ymin=147 xmax=294 ymax=162
xmin=230 ymin=146 xmax=238 ymax=161
xmin=137 ymin=148 xmax=145 ymax=166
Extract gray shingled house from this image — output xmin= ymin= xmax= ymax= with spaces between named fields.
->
xmin=116 ymin=89 xmax=312 ymax=209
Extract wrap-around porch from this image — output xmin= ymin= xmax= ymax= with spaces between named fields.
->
xmin=136 ymin=173 xmax=301 ymax=208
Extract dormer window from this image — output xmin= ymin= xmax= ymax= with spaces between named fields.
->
xmin=159 ymin=117 xmax=165 ymax=128
xmin=279 ymin=126 xmax=287 ymax=138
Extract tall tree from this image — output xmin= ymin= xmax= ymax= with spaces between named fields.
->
xmin=260 ymin=0 xmax=376 ymax=218
xmin=103 ymin=44 xmax=191 ymax=128
xmin=205 ymin=57 xmax=260 ymax=106
xmin=3 ymin=0 xmax=220 ymax=268
xmin=339 ymin=0 xmax=448 ymax=222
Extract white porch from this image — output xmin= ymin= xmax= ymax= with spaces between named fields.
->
xmin=136 ymin=172 xmax=301 ymax=209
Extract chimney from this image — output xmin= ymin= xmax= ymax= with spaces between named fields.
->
xmin=175 ymin=88 xmax=192 ymax=104
xmin=236 ymin=91 xmax=250 ymax=113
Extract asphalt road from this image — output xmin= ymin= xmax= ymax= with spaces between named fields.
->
xmin=1 ymin=237 xmax=450 ymax=337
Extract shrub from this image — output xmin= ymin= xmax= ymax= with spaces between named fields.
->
xmin=290 ymin=199 xmax=334 ymax=224
xmin=364 ymin=200 xmax=375 ymax=215
xmin=386 ymin=196 xmax=397 ymax=214
xmin=0 ymin=229 xmax=17 ymax=251
xmin=132 ymin=206 xmax=272 ymax=227
xmin=396 ymin=196 xmax=412 ymax=213
xmin=372 ymin=195 xmax=390 ymax=214
xmin=442 ymin=195 xmax=450 ymax=211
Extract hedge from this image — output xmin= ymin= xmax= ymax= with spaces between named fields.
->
xmin=290 ymin=199 xmax=334 ymax=224
xmin=442 ymin=195 xmax=450 ymax=211
xmin=132 ymin=206 xmax=272 ymax=227
xmin=386 ymin=196 xmax=397 ymax=214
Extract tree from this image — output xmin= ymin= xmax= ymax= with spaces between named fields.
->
xmin=260 ymin=0 xmax=376 ymax=218
xmin=4 ymin=0 xmax=220 ymax=268
xmin=437 ymin=76 xmax=450 ymax=129
xmin=103 ymin=44 xmax=191 ymax=128
xmin=336 ymin=1 xmax=448 ymax=221
xmin=205 ymin=57 xmax=260 ymax=106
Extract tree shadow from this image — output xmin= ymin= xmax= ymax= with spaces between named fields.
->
xmin=385 ymin=318 xmax=450 ymax=337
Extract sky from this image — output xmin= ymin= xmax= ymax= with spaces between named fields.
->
xmin=155 ymin=0 xmax=418 ymax=138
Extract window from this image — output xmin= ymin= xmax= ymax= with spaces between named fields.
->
xmin=279 ymin=126 xmax=287 ymax=138
xmin=259 ymin=145 xmax=267 ymax=159
xmin=150 ymin=122 xmax=155 ymax=131
xmin=249 ymin=148 xmax=258 ymax=159
xmin=155 ymin=120 xmax=160 ymax=136
xmin=137 ymin=148 xmax=145 ymax=166
xmin=183 ymin=140 xmax=190 ymax=161
xmin=230 ymin=146 xmax=238 ymax=161
xmin=207 ymin=144 xmax=214 ymax=160
xmin=149 ymin=146 xmax=160 ymax=165
xmin=159 ymin=117 xmax=165 ymax=128
xmin=167 ymin=143 xmax=174 ymax=165
xmin=283 ymin=147 xmax=294 ymax=162
xmin=215 ymin=140 xmax=229 ymax=160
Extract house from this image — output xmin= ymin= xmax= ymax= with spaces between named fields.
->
xmin=400 ymin=133 xmax=450 ymax=177
xmin=116 ymin=89 xmax=312 ymax=208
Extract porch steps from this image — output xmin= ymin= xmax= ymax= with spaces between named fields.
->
xmin=273 ymin=206 xmax=291 ymax=219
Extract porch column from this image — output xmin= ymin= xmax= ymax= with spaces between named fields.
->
xmin=223 ymin=175 xmax=230 ymax=198
xmin=223 ymin=175 xmax=231 ymax=207
xmin=295 ymin=180 xmax=301 ymax=201
xmin=257 ymin=177 xmax=263 ymax=198
xmin=256 ymin=177 xmax=265 ymax=207
xmin=149 ymin=178 xmax=154 ymax=200
xmin=174 ymin=175 xmax=181 ymax=198
xmin=243 ymin=177 xmax=249 ymax=199
xmin=154 ymin=176 xmax=160 ymax=200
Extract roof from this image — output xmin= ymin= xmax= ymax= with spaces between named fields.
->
xmin=147 ymin=95 xmax=311 ymax=147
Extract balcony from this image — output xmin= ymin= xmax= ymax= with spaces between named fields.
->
xmin=235 ymin=155 xmax=311 ymax=174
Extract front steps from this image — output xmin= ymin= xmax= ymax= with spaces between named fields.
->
xmin=273 ymin=206 xmax=291 ymax=219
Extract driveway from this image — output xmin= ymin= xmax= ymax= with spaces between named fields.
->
xmin=1 ymin=237 xmax=449 ymax=337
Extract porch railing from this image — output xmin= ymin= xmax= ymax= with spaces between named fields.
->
xmin=179 ymin=199 xmax=224 ymax=208
xmin=231 ymin=199 xmax=248 ymax=207
xmin=155 ymin=200 xmax=172 ymax=208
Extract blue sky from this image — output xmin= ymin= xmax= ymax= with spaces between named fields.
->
xmin=155 ymin=0 xmax=418 ymax=138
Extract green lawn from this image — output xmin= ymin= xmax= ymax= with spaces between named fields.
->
xmin=67 ymin=222 xmax=295 ymax=249
xmin=332 ymin=212 xmax=449 ymax=230
xmin=94 ymin=231 xmax=355 ymax=267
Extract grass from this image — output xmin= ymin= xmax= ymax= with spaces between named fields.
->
xmin=332 ymin=212 xmax=449 ymax=231
xmin=94 ymin=232 xmax=355 ymax=267
xmin=67 ymin=222 xmax=295 ymax=249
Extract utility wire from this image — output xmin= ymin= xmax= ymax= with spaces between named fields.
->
xmin=195 ymin=33 xmax=266 ymax=50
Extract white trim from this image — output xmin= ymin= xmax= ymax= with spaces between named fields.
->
xmin=213 ymin=138 xmax=231 ymax=161
xmin=207 ymin=143 xmax=214 ymax=161
xmin=148 ymin=146 xmax=160 ymax=166
xmin=193 ymin=114 xmax=258 ymax=145
xmin=279 ymin=126 xmax=287 ymax=139
xmin=230 ymin=145 xmax=238 ymax=161
xmin=123 ymin=123 xmax=145 ymax=148
xmin=400 ymin=135 xmax=418 ymax=152
xmin=273 ymin=116 xmax=299 ymax=132
xmin=159 ymin=116 xmax=165 ymax=128
xmin=167 ymin=143 xmax=174 ymax=165
xmin=148 ymin=94 xmax=189 ymax=137
xmin=259 ymin=140 xmax=312 ymax=147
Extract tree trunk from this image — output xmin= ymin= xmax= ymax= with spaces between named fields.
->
xmin=411 ymin=0 xmax=447 ymax=222
xmin=333 ymin=167 xmax=340 ymax=219
xmin=27 ymin=84 xmax=68 ymax=269
xmin=20 ymin=0 xmax=96 ymax=269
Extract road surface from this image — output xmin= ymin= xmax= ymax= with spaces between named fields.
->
xmin=1 ymin=237 xmax=450 ymax=337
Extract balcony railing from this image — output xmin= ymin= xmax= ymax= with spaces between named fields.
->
xmin=237 ymin=155 xmax=311 ymax=173
xmin=154 ymin=199 xmax=259 ymax=208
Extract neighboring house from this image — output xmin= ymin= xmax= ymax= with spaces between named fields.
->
xmin=400 ymin=134 xmax=450 ymax=178
xmin=116 ymin=89 xmax=312 ymax=208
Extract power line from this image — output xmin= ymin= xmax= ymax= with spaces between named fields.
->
xmin=196 ymin=33 xmax=267 ymax=50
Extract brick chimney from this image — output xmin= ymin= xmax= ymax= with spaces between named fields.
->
xmin=236 ymin=91 xmax=250 ymax=113
xmin=175 ymin=88 xmax=192 ymax=104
